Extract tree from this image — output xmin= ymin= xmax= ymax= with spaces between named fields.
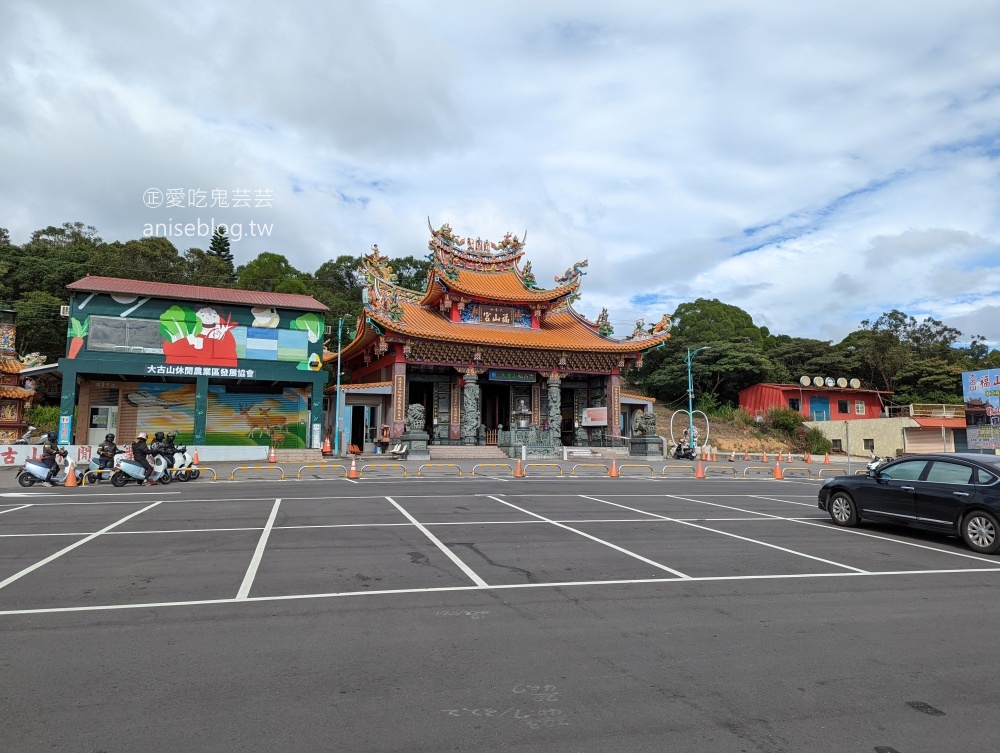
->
xmin=391 ymin=254 xmax=432 ymax=291
xmin=181 ymin=247 xmax=237 ymax=287
xmin=98 ymin=237 xmax=185 ymax=284
xmin=235 ymin=252 xmax=305 ymax=292
xmin=670 ymin=298 xmax=766 ymax=348
xmin=12 ymin=291 xmax=67 ymax=360
xmin=208 ymin=225 xmax=235 ymax=283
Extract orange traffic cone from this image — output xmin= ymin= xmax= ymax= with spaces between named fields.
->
xmin=268 ymin=446 xmax=276 ymax=463
xmin=513 ymin=458 xmax=524 ymax=478
xmin=348 ymin=455 xmax=359 ymax=479
xmin=773 ymin=461 xmax=784 ymax=479
xmin=609 ymin=458 xmax=620 ymax=478
xmin=322 ymin=435 xmax=332 ymax=454
xmin=711 ymin=448 xmax=718 ymax=462
xmin=776 ymin=452 xmax=783 ymax=462
xmin=823 ymin=453 xmax=831 ymax=464
xmin=694 ymin=461 xmax=706 ymax=479
xmin=804 ymin=451 xmax=811 ymax=463
xmin=64 ymin=462 xmax=77 ymax=488
xmin=192 ymin=447 xmax=200 ymax=465
xmin=762 ymin=452 xmax=768 ymax=463
xmin=743 ymin=449 xmax=750 ymax=461
xmin=729 ymin=451 xmax=736 ymax=462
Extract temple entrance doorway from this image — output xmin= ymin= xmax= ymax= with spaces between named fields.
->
xmin=407 ymin=381 xmax=433 ymax=435
xmin=480 ymin=384 xmax=510 ymax=443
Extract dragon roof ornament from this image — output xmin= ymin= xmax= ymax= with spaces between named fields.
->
xmin=428 ymin=218 xmax=526 ymax=273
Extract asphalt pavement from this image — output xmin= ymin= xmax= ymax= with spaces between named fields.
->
xmin=2 ymin=472 xmax=996 ymax=752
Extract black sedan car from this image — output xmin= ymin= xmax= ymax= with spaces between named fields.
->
xmin=817 ymin=453 xmax=1000 ymax=554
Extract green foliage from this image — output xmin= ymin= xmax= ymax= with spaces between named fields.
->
xmin=804 ymin=427 xmax=832 ymax=454
xmin=208 ymin=225 xmax=235 ymax=271
xmin=765 ymin=407 xmax=804 ymax=436
xmin=25 ymin=405 xmax=59 ymax=432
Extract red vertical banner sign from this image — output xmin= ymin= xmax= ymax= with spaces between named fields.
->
xmin=392 ymin=362 xmax=406 ymax=438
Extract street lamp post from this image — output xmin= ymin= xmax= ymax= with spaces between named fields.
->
xmin=686 ymin=346 xmax=710 ymax=451
xmin=333 ymin=316 xmax=350 ymax=457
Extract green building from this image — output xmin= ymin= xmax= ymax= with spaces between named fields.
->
xmin=58 ymin=277 xmax=328 ymax=457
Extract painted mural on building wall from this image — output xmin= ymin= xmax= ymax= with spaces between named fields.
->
xmin=963 ymin=369 xmax=1000 ymax=449
xmin=132 ymin=382 xmax=307 ymax=448
xmin=65 ymin=295 xmax=324 ymax=372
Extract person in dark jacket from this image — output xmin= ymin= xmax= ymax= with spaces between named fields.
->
xmin=97 ymin=433 xmax=119 ymax=473
xmin=40 ymin=432 xmax=66 ymax=486
xmin=132 ymin=432 xmax=156 ymax=485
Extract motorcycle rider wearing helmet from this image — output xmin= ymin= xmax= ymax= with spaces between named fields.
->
xmin=40 ymin=432 xmax=67 ymax=486
xmin=162 ymin=432 xmax=178 ymax=465
xmin=150 ymin=431 xmax=171 ymax=469
xmin=97 ymin=433 xmax=120 ymax=473
xmin=131 ymin=432 xmax=156 ymax=485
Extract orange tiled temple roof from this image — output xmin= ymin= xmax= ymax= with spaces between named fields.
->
xmin=331 ymin=222 xmax=671 ymax=362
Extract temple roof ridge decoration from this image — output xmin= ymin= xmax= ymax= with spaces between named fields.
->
xmin=333 ymin=220 xmax=672 ymax=366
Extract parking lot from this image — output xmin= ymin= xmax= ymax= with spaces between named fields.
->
xmin=3 ymin=475 xmax=1000 ymax=752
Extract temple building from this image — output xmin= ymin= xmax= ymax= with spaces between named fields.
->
xmin=326 ymin=222 xmax=671 ymax=457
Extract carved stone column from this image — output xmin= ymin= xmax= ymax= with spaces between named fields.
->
xmin=545 ymin=372 xmax=562 ymax=447
xmin=458 ymin=368 xmax=484 ymax=445
xmin=607 ymin=373 xmax=622 ymax=441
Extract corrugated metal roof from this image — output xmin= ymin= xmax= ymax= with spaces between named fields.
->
xmin=67 ymin=276 xmax=328 ymax=311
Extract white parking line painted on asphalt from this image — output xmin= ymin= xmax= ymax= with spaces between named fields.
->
xmin=486 ymin=495 xmax=691 ymax=579
xmin=0 ymin=516 xmax=832 ymax=539
xmin=580 ymin=495 xmax=869 ymax=574
xmin=749 ymin=494 xmax=1000 ymax=565
xmin=3 ymin=567 xmax=1000 ymax=617
xmin=236 ymin=498 xmax=282 ymax=600
xmin=0 ymin=501 xmax=163 ymax=592
xmin=0 ymin=504 xmax=30 ymax=515
xmin=385 ymin=496 xmax=489 ymax=587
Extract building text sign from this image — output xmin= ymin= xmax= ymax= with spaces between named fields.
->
xmin=963 ymin=369 xmax=1000 ymax=449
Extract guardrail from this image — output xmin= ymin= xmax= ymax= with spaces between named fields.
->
xmin=780 ymin=467 xmax=814 ymax=478
xmin=661 ymin=464 xmax=695 ymax=477
xmin=742 ymin=466 xmax=773 ymax=478
xmin=231 ymin=465 xmax=285 ymax=481
xmin=571 ymin=463 xmax=610 ymax=476
xmin=523 ymin=463 xmax=564 ymax=477
xmin=358 ymin=463 xmax=407 ymax=478
xmin=817 ymin=468 xmax=848 ymax=478
xmin=296 ymin=464 xmax=348 ymax=479
xmin=416 ymin=463 xmax=464 ymax=477
xmin=470 ymin=463 xmax=513 ymax=477
xmin=617 ymin=463 xmax=655 ymax=477
xmin=704 ymin=465 xmax=737 ymax=477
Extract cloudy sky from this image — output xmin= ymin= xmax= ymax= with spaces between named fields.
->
xmin=2 ymin=0 xmax=999 ymax=345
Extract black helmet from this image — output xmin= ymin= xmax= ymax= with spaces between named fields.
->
xmin=166 ymin=432 xmax=176 ymax=440
xmin=105 ymin=433 xmax=115 ymax=442
xmin=154 ymin=431 xmax=165 ymax=441
xmin=46 ymin=432 xmax=58 ymax=443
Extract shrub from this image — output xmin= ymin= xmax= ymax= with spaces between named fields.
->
xmin=765 ymin=407 xmax=804 ymax=437
xmin=25 ymin=405 xmax=59 ymax=432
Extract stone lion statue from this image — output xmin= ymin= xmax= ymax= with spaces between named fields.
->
xmin=635 ymin=412 xmax=657 ymax=436
xmin=404 ymin=403 xmax=425 ymax=433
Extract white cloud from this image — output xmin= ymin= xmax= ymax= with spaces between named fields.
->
xmin=2 ymin=0 xmax=1000 ymax=344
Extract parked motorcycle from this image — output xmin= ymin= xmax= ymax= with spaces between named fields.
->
xmin=866 ymin=455 xmax=892 ymax=472
xmin=13 ymin=425 xmax=39 ymax=445
xmin=110 ymin=454 xmax=172 ymax=486
xmin=671 ymin=443 xmax=697 ymax=461
xmin=17 ymin=455 xmax=83 ymax=487
xmin=83 ymin=453 xmax=127 ymax=485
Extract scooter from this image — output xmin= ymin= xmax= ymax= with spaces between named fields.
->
xmin=83 ymin=453 xmax=127 ymax=485
xmin=169 ymin=445 xmax=199 ymax=481
xmin=17 ymin=455 xmax=84 ymax=487
xmin=866 ymin=455 xmax=892 ymax=472
xmin=671 ymin=443 xmax=697 ymax=461
xmin=110 ymin=454 xmax=172 ymax=487
xmin=13 ymin=425 xmax=39 ymax=445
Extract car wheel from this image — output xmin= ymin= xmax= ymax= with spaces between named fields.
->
xmin=829 ymin=491 xmax=859 ymax=527
xmin=962 ymin=511 xmax=1000 ymax=554
xmin=110 ymin=471 xmax=129 ymax=488
xmin=17 ymin=472 xmax=35 ymax=487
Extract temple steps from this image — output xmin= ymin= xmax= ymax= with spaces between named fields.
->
xmin=272 ymin=449 xmax=326 ymax=463
xmin=428 ymin=445 xmax=508 ymax=460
